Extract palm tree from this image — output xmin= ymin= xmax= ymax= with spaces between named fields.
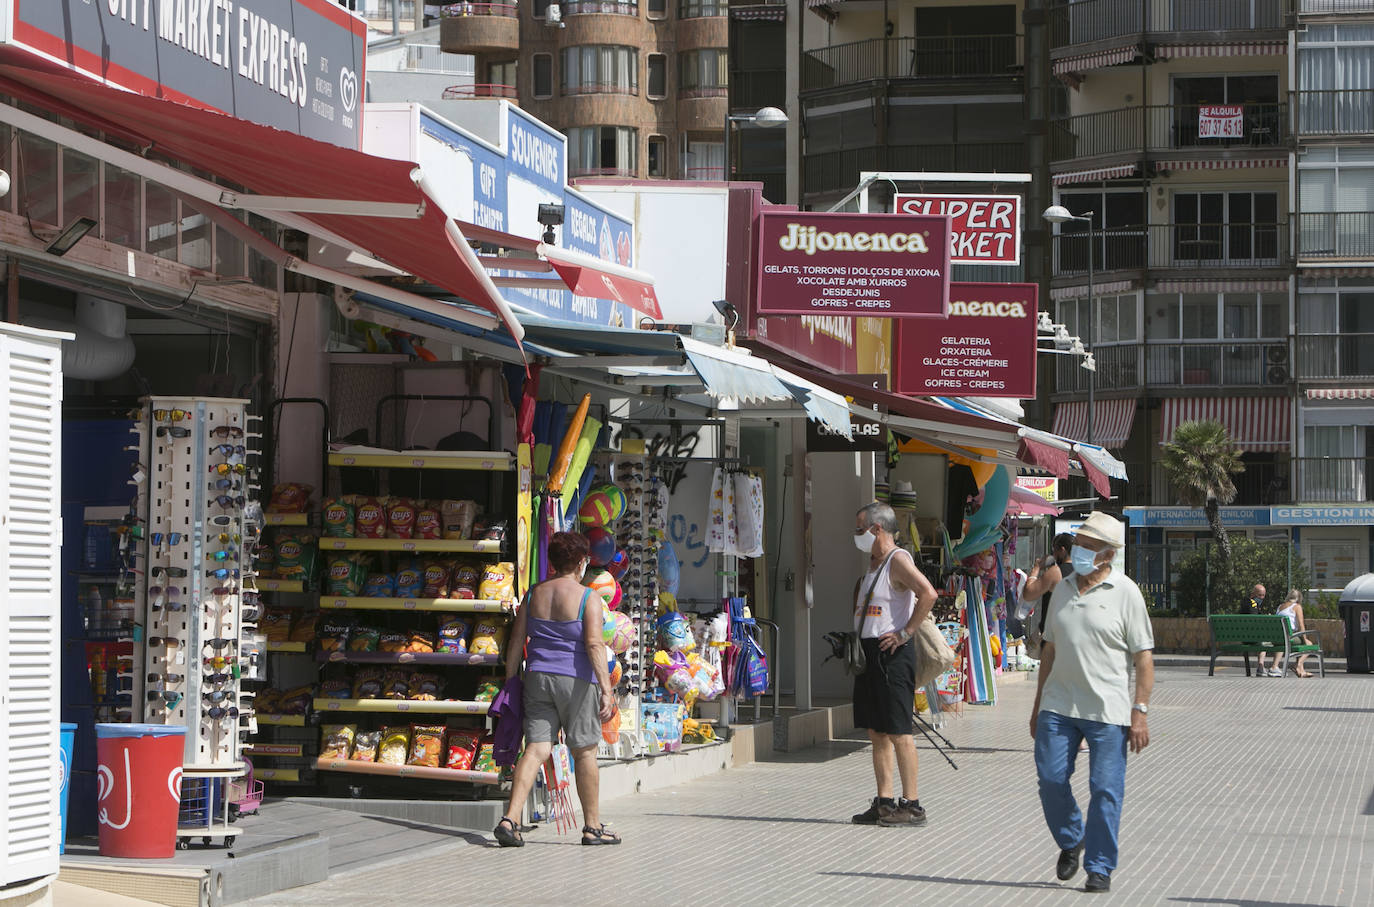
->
xmin=1159 ymin=419 xmax=1245 ymax=563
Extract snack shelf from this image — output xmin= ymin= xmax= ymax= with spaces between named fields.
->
xmin=315 ymin=651 xmax=501 ymax=666
xmin=254 ymin=767 xmax=302 ymax=782
xmin=244 ymin=743 xmax=304 ymax=757
xmin=256 ymin=714 xmax=307 ymax=726
xmin=263 ymin=513 xmax=312 ymax=527
xmin=312 ymin=698 xmax=491 ymax=715
xmin=257 ymin=578 xmax=305 ymax=593
xmin=315 ymin=758 xmax=499 ymax=785
xmin=319 ymin=596 xmax=510 ymax=613
xmin=328 ymin=450 xmax=514 ymax=472
xmin=266 ymin=641 xmax=309 ymax=653
xmin=320 ymin=538 xmax=502 ymax=553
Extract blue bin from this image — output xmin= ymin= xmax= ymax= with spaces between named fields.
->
xmin=58 ymin=722 xmax=76 ymax=854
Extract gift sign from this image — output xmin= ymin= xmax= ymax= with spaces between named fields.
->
xmin=1198 ymin=105 xmax=1244 ymax=139
xmin=893 ymin=282 xmax=1038 ymax=398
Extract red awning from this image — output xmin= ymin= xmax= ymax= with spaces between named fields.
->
xmin=1079 ymin=453 xmax=1111 ymax=498
xmin=1306 ymin=388 xmax=1374 ymax=400
xmin=0 ymin=56 xmax=526 ymax=343
xmin=1159 ymin=396 xmax=1290 ymax=452
xmin=1052 ymin=399 xmax=1138 ymax=449
xmin=1018 ymin=437 xmax=1071 ymax=479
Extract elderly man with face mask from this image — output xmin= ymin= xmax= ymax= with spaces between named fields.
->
xmin=1029 ymin=512 xmax=1154 ymax=894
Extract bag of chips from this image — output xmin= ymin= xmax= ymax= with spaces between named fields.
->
xmin=407 ymin=725 xmax=445 ymax=768
xmin=325 ymin=554 xmax=367 ymax=597
xmin=473 ymin=739 xmax=497 ymax=774
xmin=408 ymin=673 xmax=442 ymax=700
xmin=279 ymin=685 xmax=315 ymax=715
xmin=319 ymin=679 xmax=352 ymax=700
xmin=275 ymin=533 xmax=317 ymax=581
xmin=323 ymin=725 xmax=359 ymax=762
xmin=445 ymin=729 xmax=482 ymax=771
xmin=262 ymin=610 xmax=293 ymax=643
xmin=352 ymin=668 xmax=385 ymax=699
xmin=256 ymin=543 xmax=277 ymax=577
xmin=378 ymin=631 xmax=409 ymax=654
xmin=475 ymin=519 xmax=507 ymax=543
xmin=474 ymin=680 xmax=501 ymax=703
xmin=288 ymin=612 xmax=319 ymax=644
xmin=268 ymin=482 xmax=313 ymax=514
xmin=350 ymin=730 xmax=381 ymax=762
xmin=415 ymin=503 xmax=443 ymax=540
xmin=450 ymin=563 xmax=480 ymax=599
xmin=317 ymin=620 xmax=353 ymax=653
xmin=468 ymin=618 xmax=506 ymax=656
xmin=381 ymin=670 xmax=411 ymax=700
xmin=436 ymin=615 xmax=470 ymax=654
xmin=441 ymin=500 xmax=479 ymax=540
xmin=364 ymin=572 xmax=396 ymax=598
xmin=354 ymin=497 xmax=387 ymax=538
xmin=421 ymin=561 xmax=451 ymax=599
xmin=394 ymin=562 xmax=423 ymax=599
xmin=321 ymin=496 xmax=356 ymax=538
xmin=478 ymin=562 xmax=516 ymax=601
xmin=348 ymin=626 xmax=381 ymax=652
xmin=404 ymin=631 xmax=436 ymax=654
xmin=378 ymin=727 xmax=410 ymax=765
xmin=255 ymin=689 xmax=282 ymax=714
xmin=386 ymin=498 xmax=417 ymax=539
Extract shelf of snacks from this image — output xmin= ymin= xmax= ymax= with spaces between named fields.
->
xmin=319 ymin=538 xmax=502 ymax=553
xmin=314 ymin=758 xmax=498 ymax=785
xmin=315 ymin=651 xmax=501 ymax=666
xmin=319 ymin=597 xmax=510 ymax=613
xmin=327 ymin=449 xmax=514 ymax=472
xmin=264 ymin=513 xmax=313 ymax=527
xmin=253 ymin=767 xmax=302 ymax=782
xmin=266 ymin=641 xmax=310 ymax=654
xmin=312 ymin=698 xmax=492 ymax=715
xmin=257 ymin=578 xmax=306 ymax=593
xmin=256 ymin=714 xmax=307 ymax=727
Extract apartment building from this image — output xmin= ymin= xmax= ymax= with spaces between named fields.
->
xmin=440 ymin=0 xmax=727 ymax=180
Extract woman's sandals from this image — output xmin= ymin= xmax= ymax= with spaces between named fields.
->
xmin=581 ymin=823 xmax=622 ymax=845
xmin=494 ymin=816 xmax=524 ymax=847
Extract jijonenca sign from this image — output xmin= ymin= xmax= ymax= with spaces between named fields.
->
xmin=755 ymin=211 xmax=951 ymax=318
xmin=10 ymin=0 xmax=367 ymax=148
xmin=893 ymin=282 xmax=1038 ymax=398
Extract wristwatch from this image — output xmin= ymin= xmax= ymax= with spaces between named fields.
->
xmin=1131 ymin=703 xmax=1148 ymax=715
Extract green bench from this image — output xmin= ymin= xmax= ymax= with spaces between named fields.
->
xmin=1207 ymin=615 xmax=1325 ymax=678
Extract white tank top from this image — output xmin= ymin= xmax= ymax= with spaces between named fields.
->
xmin=855 ymin=549 xmax=916 ymax=639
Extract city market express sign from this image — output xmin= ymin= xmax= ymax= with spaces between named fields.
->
xmin=11 ymin=0 xmax=366 ymax=148
xmin=755 ymin=210 xmax=950 ymax=317
xmin=894 ymin=282 xmax=1038 ymax=398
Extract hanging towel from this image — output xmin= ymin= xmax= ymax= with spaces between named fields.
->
xmin=732 ymin=472 xmax=765 ymax=558
xmin=707 ymin=467 xmax=738 ymax=554
xmin=962 ymin=580 xmax=997 ymax=705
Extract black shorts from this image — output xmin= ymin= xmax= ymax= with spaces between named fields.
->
xmin=852 ymin=637 xmax=916 ymax=736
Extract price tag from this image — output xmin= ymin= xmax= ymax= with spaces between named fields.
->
xmin=341 ymin=456 xmax=357 ymax=466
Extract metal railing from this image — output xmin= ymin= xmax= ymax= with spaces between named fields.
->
xmin=678 ymin=0 xmax=726 ymax=16
xmin=1049 ymin=103 xmax=1286 ymax=161
xmin=1054 ymin=340 xmax=1286 ymax=390
xmin=1051 ymin=223 xmax=1287 ymax=274
xmin=1296 ymin=90 xmax=1374 ymax=136
xmin=563 ymin=0 xmax=639 ymax=13
xmin=442 ymin=83 xmax=517 ymax=98
xmin=1297 ymin=0 xmax=1374 ymax=11
xmin=729 ymin=70 xmax=787 ymax=110
xmin=733 ymin=170 xmax=786 ymax=202
xmin=1048 ymin=0 xmax=1286 ymax=47
xmin=1292 ymin=458 xmax=1374 ymax=504
xmin=1294 ymin=333 xmax=1374 ymax=379
xmin=440 ymin=2 xmax=518 ymax=16
xmin=570 ymin=166 xmax=639 ymax=177
xmin=801 ymin=35 xmax=1021 ymax=91
xmin=804 ymin=143 xmax=1027 ymax=194
xmin=1297 ymin=212 xmax=1374 ymax=260
xmin=1145 ymin=460 xmax=1291 ymax=506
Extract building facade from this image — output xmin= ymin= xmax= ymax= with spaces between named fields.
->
xmin=440 ymin=0 xmax=728 ymax=181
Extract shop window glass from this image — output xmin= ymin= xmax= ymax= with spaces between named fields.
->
xmin=145 ymin=182 xmax=179 ymax=261
xmin=215 ymin=223 xmax=245 ymax=278
xmin=103 ymin=164 xmax=141 ymax=249
xmin=0 ymin=124 xmax=10 ymax=214
xmin=247 ymin=213 xmax=280 ymax=290
xmin=180 ymin=199 xmax=212 ymax=270
xmin=1260 ymin=294 xmax=1285 ymax=339
xmin=18 ymin=132 xmax=58 ymax=227
xmin=62 ymin=148 xmax=99 ymax=226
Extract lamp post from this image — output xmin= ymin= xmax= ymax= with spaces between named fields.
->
xmin=724 ymin=106 xmax=788 ymax=181
xmin=1043 ymin=204 xmax=1096 ymax=445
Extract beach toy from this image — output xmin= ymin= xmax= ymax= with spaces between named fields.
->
xmin=603 ymin=610 xmax=636 ymax=655
xmin=585 ymin=527 xmax=616 ymax=567
xmin=586 ymin=569 xmax=622 ymax=610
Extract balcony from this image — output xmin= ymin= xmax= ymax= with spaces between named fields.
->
xmin=1051 ymin=223 xmax=1289 ymax=277
xmin=1298 ymin=212 xmax=1374 ymax=262
xmin=802 ymin=35 xmax=1021 ymax=93
xmin=563 ymin=0 xmax=638 ymax=13
xmin=1049 ymin=0 xmax=1287 ymax=51
xmin=1296 ymin=90 xmax=1374 ymax=137
xmin=441 ymin=83 xmax=518 ymax=99
xmin=803 ymin=143 xmax=1026 ymax=195
xmin=1295 ymin=334 xmax=1374 ymax=380
xmin=1293 ymin=458 xmax=1374 ymax=504
xmin=438 ymin=3 xmax=518 ymax=54
xmin=1054 ymin=340 xmax=1290 ymax=392
xmin=1297 ymin=0 xmax=1374 ymax=12
xmin=1050 ymin=104 xmax=1287 ymax=167
xmin=730 ymin=70 xmax=787 ymax=111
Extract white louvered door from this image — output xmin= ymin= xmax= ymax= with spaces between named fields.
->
xmin=0 ymin=324 xmax=66 ymax=888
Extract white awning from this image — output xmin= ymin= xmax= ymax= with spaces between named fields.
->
xmin=1155 ymin=42 xmax=1285 ymax=59
xmin=1052 ymin=46 xmax=1139 ymax=75
xmin=1155 ymin=158 xmax=1287 ymax=172
xmin=1052 ymin=164 xmax=1139 ymax=186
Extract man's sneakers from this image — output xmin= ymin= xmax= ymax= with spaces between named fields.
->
xmin=1084 ymin=872 xmax=1111 ymax=892
xmin=852 ymin=797 xmax=928 ymax=826
xmin=1056 ymin=841 xmax=1085 ymax=880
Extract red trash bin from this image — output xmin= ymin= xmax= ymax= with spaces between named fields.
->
xmin=95 ymin=723 xmax=186 ymax=858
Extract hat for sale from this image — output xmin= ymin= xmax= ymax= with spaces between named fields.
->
xmin=1074 ymin=511 xmax=1124 ymax=549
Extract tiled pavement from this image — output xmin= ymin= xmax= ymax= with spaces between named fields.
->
xmin=250 ymin=665 xmax=1374 ymax=906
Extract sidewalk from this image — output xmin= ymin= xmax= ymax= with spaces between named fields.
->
xmin=249 ymin=664 xmax=1374 ymax=906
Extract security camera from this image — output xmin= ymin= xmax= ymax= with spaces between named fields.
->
xmin=537 ymin=204 xmax=565 ymax=227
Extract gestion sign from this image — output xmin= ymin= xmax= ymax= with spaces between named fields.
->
xmin=893 ymin=282 xmax=1038 ymax=398
xmin=754 ymin=211 xmax=950 ymax=318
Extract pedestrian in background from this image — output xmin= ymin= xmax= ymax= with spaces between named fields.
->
xmin=849 ymin=502 xmax=938 ymax=828
xmin=1021 ymin=532 xmax=1076 ymax=657
xmin=1271 ymin=590 xmax=1317 ymax=678
xmin=1029 ymin=512 xmax=1154 ymax=893
xmin=1244 ymin=583 xmax=1279 ymax=676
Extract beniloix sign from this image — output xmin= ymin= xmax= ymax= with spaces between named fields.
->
xmin=755 ymin=211 xmax=950 ymax=318
xmin=894 ymin=193 xmax=1021 ymax=265
xmin=8 ymin=0 xmax=366 ymax=148
xmin=893 ymin=282 xmax=1038 ymax=398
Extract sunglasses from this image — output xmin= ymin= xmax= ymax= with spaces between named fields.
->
xmin=147 ymin=690 xmax=182 ymax=702
xmin=151 ymin=566 xmax=187 ymax=578
xmin=202 ymin=690 xmax=233 ymax=703
xmin=211 ymin=426 xmax=244 ymax=439
xmin=203 ymin=637 xmax=238 ymax=650
xmin=209 ymin=548 xmax=238 ymax=562
xmin=156 ymin=426 xmax=191 ymax=438
xmin=204 ymin=656 xmax=236 ymax=671
xmin=153 ymin=409 xmax=190 ymax=422
xmin=207 ymin=568 xmax=239 ymax=580
xmin=213 ymin=495 xmax=246 ymax=508
xmin=211 ymin=463 xmax=249 ymax=476
xmin=148 ymin=585 xmax=181 ymax=599
xmin=210 ymin=515 xmax=236 ymax=526
xmin=205 ymin=706 xmax=240 ymax=721
xmin=210 ymin=444 xmax=247 ymax=457
xmin=149 ymin=672 xmax=184 ymax=683
xmin=148 ymin=636 xmax=184 ymax=648
xmin=203 ymin=672 xmax=231 ymax=685
xmin=210 ymin=478 xmax=242 ymax=492
xmin=152 ymin=599 xmax=187 ymax=612
xmin=210 ymin=585 xmax=237 ymax=597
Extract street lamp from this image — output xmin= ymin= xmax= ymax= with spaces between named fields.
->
xmin=1043 ymin=204 xmax=1097 ymax=445
xmin=724 ymin=107 xmax=788 ymax=181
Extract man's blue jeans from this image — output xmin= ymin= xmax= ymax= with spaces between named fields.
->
xmin=1034 ymin=710 xmax=1129 ymax=876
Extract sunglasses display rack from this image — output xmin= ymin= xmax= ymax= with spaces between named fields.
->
xmin=136 ymin=396 xmax=256 ymax=782
xmin=603 ymin=453 xmax=658 ymax=757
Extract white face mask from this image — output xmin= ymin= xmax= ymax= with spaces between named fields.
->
xmin=854 ymin=528 xmax=877 ymax=553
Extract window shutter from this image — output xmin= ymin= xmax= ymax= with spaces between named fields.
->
xmin=0 ymin=326 xmax=64 ymax=887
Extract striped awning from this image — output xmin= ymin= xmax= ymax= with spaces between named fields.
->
xmin=1155 ymin=42 xmax=1285 ymax=59
xmin=1049 ymin=279 xmax=1135 ymax=301
xmin=1299 ymin=266 xmax=1374 ymax=278
xmin=1052 ymin=46 xmax=1139 ymax=75
xmin=1159 ymin=396 xmax=1290 ymax=452
xmin=733 ymin=5 xmax=786 ymax=20
xmin=1155 ymin=158 xmax=1287 ymax=171
xmin=1306 ymin=388 xmax=1374 ymax=400
xmin=1154 ymin=278 xmax=1289 ymax=293
xmin=1052 ymin=164 xmax=1138 ymax=186
xmin=1052 ymin=398 xmax=1138 ymax=449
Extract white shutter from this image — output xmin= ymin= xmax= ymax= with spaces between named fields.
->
xmin=0 ymin=325 xmax=66 ymax=888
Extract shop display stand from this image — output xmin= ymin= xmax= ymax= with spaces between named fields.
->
xmin=600 ymin=453 xmax=656 ymax=758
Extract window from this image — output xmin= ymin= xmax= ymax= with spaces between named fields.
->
xmin=1054 ymin=190 xmax=1146 ymax=272
xmin=679 ymin=0 xmax=724 ymax=17
xmin=564 ymin=0 xmax=638 ymax=14
xmin=1172 ymin=74 xmax=1281 ymax=147
xmin=648 ymin=136 xmax=667 ymax=177
xmin=18 ymin=133 xmax=58 ymax=227
xmin=647 ymin=0 xmax=667 ymax=16
xmin=1057 ymin=293 xmax=1137 ymax=346
xmin=532 ymin=0 xmax=550 ymax=17
xmin=1298 ymin=146 xmax=1374 ymax=258
xmin=684 ymin=141 xmax=723 ymax=180
xmin=561 ymin=46 xmax=638 ymax=95
xmin=104 ymin=164 xmax=141 ymax=249
xmin=488 ymin=60 xmax=516 ymax=93
xmin=1297 ymin=286 xmax=1374 ymax=378
xmin=1298 ymin=24 xmax=1374 ymax=134
xmin=1172 ymin=191 xmax=1279 ymax=264
xmin=62 ymin=148 xmax=99 ymax=225
xmin=567 ymin=126 xmax=638 ymax=176
xmin=533 ymin=54 xmax=553 ymax=98
xmin=647 ymin=54 xmax=667 ymax=99
xmin=680 ymin=49 xmax=727 ymax=97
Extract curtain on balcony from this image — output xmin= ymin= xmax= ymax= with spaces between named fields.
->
xmin=1159 ymin=396 xmax=1290 ymax=452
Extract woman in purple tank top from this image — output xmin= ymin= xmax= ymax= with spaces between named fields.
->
xmin=495 ymin=532 xmax=619 ymax=847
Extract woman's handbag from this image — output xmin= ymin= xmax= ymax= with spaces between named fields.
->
xmin=845 ymin=550 xmax=899 ymax=675
xmin=912 ymin=615 xmax=957 ymax=689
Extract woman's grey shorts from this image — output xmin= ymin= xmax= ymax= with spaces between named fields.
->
xmin=523 ymin=671 xmax=602 ymax=750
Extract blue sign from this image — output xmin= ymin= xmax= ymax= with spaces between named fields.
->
xmin=1123 ymin=507 xmax=1272 ymax=528
xmin=420 ymin=114 xmax=506 ymax=233
xmin=1272 ymin=505 xmax=1374 ymax=526
xmin=506 ymin=107 xmax=565 ymax=193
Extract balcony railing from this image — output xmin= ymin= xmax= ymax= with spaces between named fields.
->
xmin=1297 ymin=0 xmax=1374 ymax=11
xmin=563 ymin=0 xmax=638 ymax=13
xmin=801 ymin=35 xmax=1020 ymax=92
xmin=1296 ymin=90 xmax=1374 ymax=136
xmin=1293 ymin=458 xmax=1374 ymax=504
xmin=733 ymin=170 xmax=787 ymax=203
xmin=1051 ymin=223 xmax=1288 ymax=274
xmin=1050 ymin=104 xmax=1286 ymax=162
xmin=804 ymin=143 xmax=1026 ymax=194
xmin=442 ymin=83 xmax=517 ymax=98
xmin=1049 ymin=0 xmax=1286 ymax=47
xmin=440 ymin=2 xmax=518 ymax=16
xmin=1054 ymin=340 xmax=1287 ymax=391
xmin=1295 ymin=334 xmax=1374 ymax=380
xmin=730 ymin=70 xmax=787 ymax=110
xmin=571 ymin=166 xmax=639 ymax=177
xmin=1297 ymin=212 xmax=1374 ymax=260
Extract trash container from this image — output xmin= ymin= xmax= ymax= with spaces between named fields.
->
xmin=58 ymin=722 xmax=76 ymax=854
xmin=95 ymin=723 xmax=186 ymax=858
xmin=1338 ymin=573 xmax=1374 ymax=674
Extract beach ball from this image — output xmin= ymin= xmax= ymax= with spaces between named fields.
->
xmin=596 ymin=484 xmax=628 ymax=519
xmin=608 ymin=654 xmax=623 ymax=687
xmin=578 ymin=485 xmax=624 ymax=528
xmin=585 ymin=527 xmax=616 ymax=567
xmin=586 ymin=569 xmax=622 ymax=610
xmin=605 ymin=549 xmax=629 ymax=580
xmin=603 ymin=610 xmax=636 ymax=655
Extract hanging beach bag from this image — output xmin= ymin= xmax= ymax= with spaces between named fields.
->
xmin=912 ymin=615 xmax=957 ymax=689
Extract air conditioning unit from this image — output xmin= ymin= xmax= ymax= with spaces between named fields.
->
xmin=1266 ymin=344 xmax=1289 ymax=366
xmin=1267 ymin=364 xmax=1290 ymax=385
xmin=546 ymin=3 xmax=565 ymax=26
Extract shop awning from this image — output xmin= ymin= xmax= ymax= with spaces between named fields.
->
xmin=1159 ymin=396 xmax=1290 ymax=452
xmin=1052 ymin=165 xmax=1139 ymax=186
xmin=1049 ymin=280 xmax=1135 ymax=301
xmin=933 ymin=396 xmax=1129 ymax=482
xmin=1306 ymin=388 xmax=1374 ymax=400
xmin=1155 ymin=158 xmax=1287 ymax=171
xmin=1154 ymin=42 xmax=1285 ymax=59
xmin=1052 ymin=399 xmax=1137 ymax=449
xmin=1155 ymin=279 xmax=1289 ymax=293
xmin=1052 ymin=46 xmax=1140 ymax=75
